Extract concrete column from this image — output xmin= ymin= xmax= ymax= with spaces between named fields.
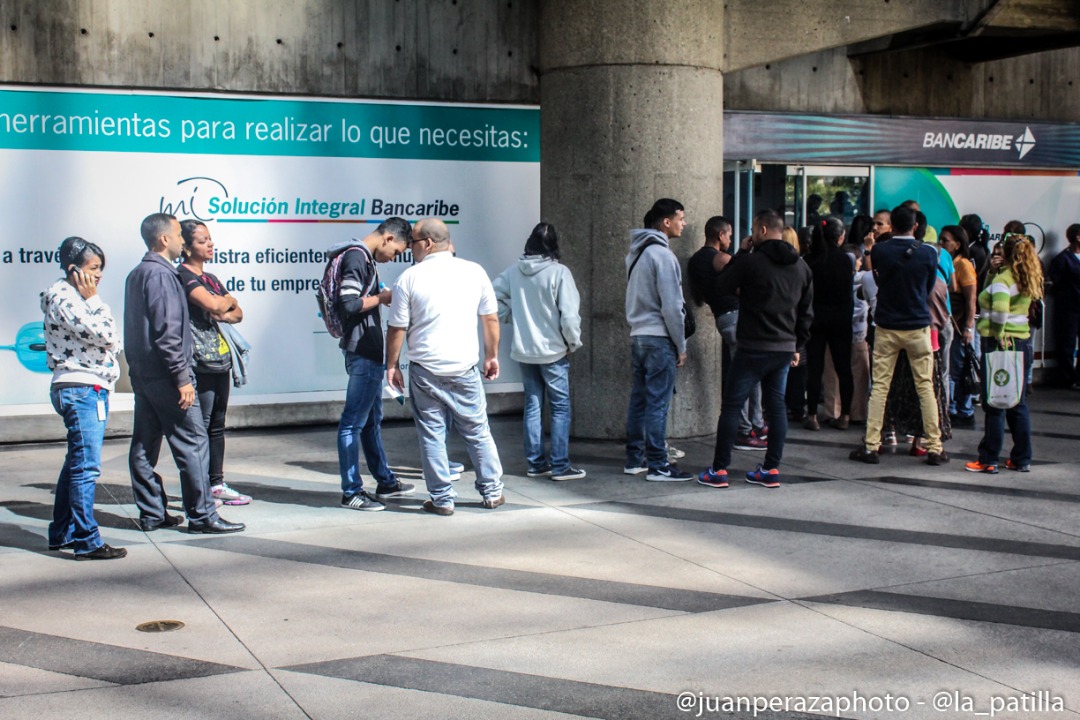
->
xmin=539 ymin=0 xmax=725 ymax=440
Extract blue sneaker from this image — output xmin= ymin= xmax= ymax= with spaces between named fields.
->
xmin=745 ymin=465 xmax=781 ymax=488
xmin=697 ymin=468 xmax=729 ymax=488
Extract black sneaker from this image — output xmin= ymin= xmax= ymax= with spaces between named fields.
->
xmin=645 ymin=464 xmax=694 ymax=482
xmin=527 ymin=465 xmax=553 ymax=477
xmin=849 ymin=447 xmax=880 ymax=464
xmin=341 ymin=492 xmax=385 ymax=511
xmin=551 ymin=467 xmax=587 ymax=481
xmin=75 ymin=544 xmax=127 ymax=561
xmin=375 ymin=481 xmax=416 ymax=499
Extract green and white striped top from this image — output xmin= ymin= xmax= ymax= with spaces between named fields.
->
xmin=976 ymin=266 xmax=1031 ymax=340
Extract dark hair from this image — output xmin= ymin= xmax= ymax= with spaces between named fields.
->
xmin=643 ymin=198 xmax=684 ymax=229
xmin=140 ymin=212 xmax=177 ymax=249
xmin=959 ymin=214 xmax=990 ymax=249
xmin=890 ymin=205 xmax=917 ymax=235
xmin=377 ymin=216 xmax=412 ymax=244
xmin=754 ymin=208 xmax=784 ymax=235
xmin=179 ymin=219 xmax=206 ymax=258
xmin=1067 ymin=223 xmax=1080 ymax=244
xmin=809 ymin=216 xmax=845 ymax=258
xmin=524 ymin=222 xmax=561 ymax=260
xmin=796 ymin=226 xmax=814 ymax=255
xmin=704 ymin=215 xmax=731 ymax=242
xmin=913 ymin=211 xmax=928 ymax=240
xmin=59 ymin=236 xmax=105 ymax=272
xmin=939 ymin=225 xmax=970 ymax=259
xmin=848 ymin=214 xmax=874 ymax=246
xmin=1003 ymin=219 xmax=1026 ymax=236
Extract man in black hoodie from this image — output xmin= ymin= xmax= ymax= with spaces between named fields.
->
xmin=699 ymin=210 xmax=813 ymax=489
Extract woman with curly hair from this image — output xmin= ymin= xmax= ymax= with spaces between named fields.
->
xmin=965 ymin=236 xmax=1044 ymax=474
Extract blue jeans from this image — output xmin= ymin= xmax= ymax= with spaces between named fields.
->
xmin=338 ymin=351 xmax=396 ymax=497
xmin=716 ymin=311 xmax=763 ymax=433
xmin=520 ymin=357 xmax=572 ymax=473
xmin=978 ymin=337 xmax=1033 ymax=467
xmin=409 ymin=363 xmax=503 ymax=508
xmin=947 ymin=332 xmax=975 ymax=418
xmin=50 ymin=385 xmax=107 ymax=554
xmin=712 ymin=349 xmax=792 ymax=471
xmin=625 ymin=335 xmax=677 ymax=470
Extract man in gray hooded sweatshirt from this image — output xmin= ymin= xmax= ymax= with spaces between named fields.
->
xmin=624 ymin=198 xmax=692 ymax=481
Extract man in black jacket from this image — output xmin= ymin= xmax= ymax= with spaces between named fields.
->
xmin=125 ymin=213 xmax=243 ymax=534
xmin=699 ymin=210 xmax=813 ymax=489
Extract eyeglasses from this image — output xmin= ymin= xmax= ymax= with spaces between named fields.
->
xmin=409 ymin=236 xmax=431 ymax=247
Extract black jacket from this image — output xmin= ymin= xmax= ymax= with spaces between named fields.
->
xmin=124 ymin=252 xmax=193 ymax=387
xmin=715 ymin=239 xmax=814 ymax=353
xmin=336 ymin=244 xmax=384 ymax=361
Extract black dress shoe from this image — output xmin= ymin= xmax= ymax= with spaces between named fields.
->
xmin=48 ymin=541 xmax=75 ymax=551
xmin=187 ymin=518 xmax=245 ymax=534
xmin=75 ymin=544 xmax=127 ymax=561
xmin=139 ymin=514 xmax=182 ymax=532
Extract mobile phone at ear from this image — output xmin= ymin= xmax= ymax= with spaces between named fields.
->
xmin=67 ymin=265 xmax=78 ymax=275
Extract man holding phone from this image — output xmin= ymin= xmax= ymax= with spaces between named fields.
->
xmin=124 ymin=213 xmax=244 ymax=534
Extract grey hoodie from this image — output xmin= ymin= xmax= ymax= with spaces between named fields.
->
xmin=493 ymin=255 xmax=582 ymax=364
xmin=625 ymin=229 xmax=686 ymax=353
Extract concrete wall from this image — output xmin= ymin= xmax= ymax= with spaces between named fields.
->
xmin=0 ymin=0 xmax=539 ymax=102
xmin=726 ymin=44 xmax=1080 ymax=122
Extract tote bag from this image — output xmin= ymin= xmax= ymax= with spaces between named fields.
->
xmin=985 ymin=344 xmax=1023 ymax=409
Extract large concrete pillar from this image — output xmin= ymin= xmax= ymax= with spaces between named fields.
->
xmin=538 ymin=1 xmax=725 ymax=440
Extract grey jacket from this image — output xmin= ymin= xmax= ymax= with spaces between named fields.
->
xmin=493 ymin=255 xmax=582 ymax=364
xmin=124 ymin=252 xmax=194 ymax=387
xmin=624 ymin=229 xmax=686 ymax=353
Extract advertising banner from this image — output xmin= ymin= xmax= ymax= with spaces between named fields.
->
xmin=0 ymin=87 xmax=540 ymax=409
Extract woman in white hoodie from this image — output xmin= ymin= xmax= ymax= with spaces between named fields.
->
xmin=493 ymin=223 xmax=585 ymax=481
xmin=40 ymin=237 xmax=126 ymax=560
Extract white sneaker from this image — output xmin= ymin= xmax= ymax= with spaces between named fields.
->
xmin=666 ymin=444 xmax=686 ymax=461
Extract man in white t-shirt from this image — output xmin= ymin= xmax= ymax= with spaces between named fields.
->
xmin=385 ymin=218 xmax=505 ymax=515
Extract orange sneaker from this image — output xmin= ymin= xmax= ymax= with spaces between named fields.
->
xmin=964 ymin=460 xmax=998 ymax=474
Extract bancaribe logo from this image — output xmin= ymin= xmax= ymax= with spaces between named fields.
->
xmin=1015 ymin=127 xmax=1036 ymax=159
xmin=159 ymin=176 xmax=229 ymax=222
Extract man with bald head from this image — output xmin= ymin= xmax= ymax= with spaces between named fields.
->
xmin=385 ymin=218 xmax=505 ymax=515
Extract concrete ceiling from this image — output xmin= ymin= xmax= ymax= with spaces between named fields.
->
xmin=725 ymin=0 xmax=1080 ymax=71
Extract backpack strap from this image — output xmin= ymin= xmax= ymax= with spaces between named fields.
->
xmin=627 ymin=240 xmax=666 ymax=280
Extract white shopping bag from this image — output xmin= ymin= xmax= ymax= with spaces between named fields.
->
xmin=985 ymin=347 xmax=1024 ymax=409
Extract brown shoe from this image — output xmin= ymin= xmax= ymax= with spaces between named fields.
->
xmin=481 ymin=495 xmax=505 ymax=509
xmin=803 ymin=415 xmax=820 ymax=431
xmin=829 ymin=415 xmax=850 ymax=430
xmin=927 ymin=451 xmax=950 ymax=466
xmin=422 ymin=500 xmax=454 ymax=516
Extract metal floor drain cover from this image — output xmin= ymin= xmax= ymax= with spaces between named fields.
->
xmin=136 ymin=620 xmax=185 ymax=633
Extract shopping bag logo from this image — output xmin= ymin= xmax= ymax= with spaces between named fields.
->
xmin=993 ymin=369 xmax=1011 ymax=387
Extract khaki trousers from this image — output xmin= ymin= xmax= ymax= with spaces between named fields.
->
xmin=864 ymin=326 xmax=942 ymax=453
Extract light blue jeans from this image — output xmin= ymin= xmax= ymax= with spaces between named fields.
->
xmin=625 ymin=335 xmax=677 ymax=470
xmin=520 ymin=357 xmax=571 ymax=473
xmin=50 ymin=385 xmax=107 ymax=555
xmin=409 ymin=363 xmax=503 ymax=508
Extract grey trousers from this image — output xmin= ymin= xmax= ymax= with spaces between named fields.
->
xmin=129 ymin=377 xmax=219 ymax=524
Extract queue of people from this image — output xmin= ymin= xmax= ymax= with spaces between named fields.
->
xmin=39 ymin=202 xmax=1073 ymax=557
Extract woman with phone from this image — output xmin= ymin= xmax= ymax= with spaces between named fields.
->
xmin=40 ymin=237 xmax=126 ymax=560
xmin=178 ymin=220 xmax=252 ymax=506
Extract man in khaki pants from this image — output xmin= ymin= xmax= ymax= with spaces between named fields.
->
xmin=850 ymin=205 xmax=948 ymax=466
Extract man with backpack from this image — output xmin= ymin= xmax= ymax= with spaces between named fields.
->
xmin=326 ymin=217 xmax=415 ymax=511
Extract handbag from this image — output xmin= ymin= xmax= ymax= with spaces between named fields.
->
xmin=959 ymin=342 xmax=981 ymax=397
xmin=985 ymin=342 xmax=1023 ymax=409
xmin=191 ymin=319 xmax=232 ymax=373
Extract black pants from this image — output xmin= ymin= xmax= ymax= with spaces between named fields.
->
xmin=129 ymin=377 xmax=217 ymax=524
xmin=806 ymin=321 xmax=854 ymax=418
xmin=196 ymin=371 xmax=232 ymax=486
xmin=1053 ymin=310 xmax=1080 ymax=386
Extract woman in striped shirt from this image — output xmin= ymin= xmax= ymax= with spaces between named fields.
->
xmin=965 ymin=236 xmax=1044 ymax=474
